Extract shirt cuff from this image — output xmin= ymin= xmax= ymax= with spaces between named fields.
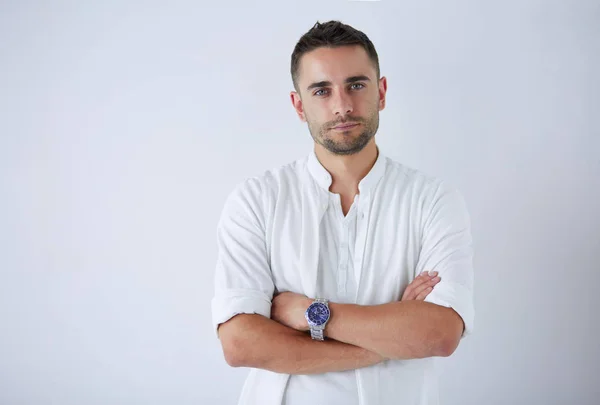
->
xmin=423 ymin=281 xmax=474 ymax=338
xmin=211 ymin=288 xmax=272 ymax=338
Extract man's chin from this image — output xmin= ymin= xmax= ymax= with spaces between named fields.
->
xmin=322 ymin=142 xmax=366 ymax=156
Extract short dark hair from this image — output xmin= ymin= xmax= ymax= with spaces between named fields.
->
xmin=290 ymin=20 xmax=381 ymax=93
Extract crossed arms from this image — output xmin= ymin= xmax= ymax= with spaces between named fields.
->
xmin=212 ymin=180 xmax=474 ymax=375
xmin=217 ymin=275 xmax=464 ymax=375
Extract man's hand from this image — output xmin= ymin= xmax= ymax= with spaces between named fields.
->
xmin=401 ymin=271 xmax=440 ymax=301
xmin=271 ymin=291 xmax=313 ymax=332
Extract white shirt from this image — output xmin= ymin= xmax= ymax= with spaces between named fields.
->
xmin=211 ymin=146 xmax=475 ymax=405
xmin=283 ymin=191 xmax=361 ymax=405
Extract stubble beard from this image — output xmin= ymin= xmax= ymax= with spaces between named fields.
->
xmin=307 ymin=111 xmax=380 ymax=156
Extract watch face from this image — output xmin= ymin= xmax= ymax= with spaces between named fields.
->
xmin=306 ymin=302 xmax=330 ymax=326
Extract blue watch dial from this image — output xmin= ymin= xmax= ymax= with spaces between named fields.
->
xmin=306 ymin=302 xmax=330 ymax=326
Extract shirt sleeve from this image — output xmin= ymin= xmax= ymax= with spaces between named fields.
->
xmin=416 ymin=181 xmax=475 ymax=339
xmin=211 ymin=178 xmax=275 ymax=339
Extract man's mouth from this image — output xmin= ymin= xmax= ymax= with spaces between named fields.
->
xmin=332 ymin=123 xmax=359 ymax=130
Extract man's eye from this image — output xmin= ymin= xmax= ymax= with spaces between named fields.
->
xmin=314 ymin=83 xmax=364 ymax=96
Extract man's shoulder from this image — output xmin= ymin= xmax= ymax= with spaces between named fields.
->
xmin=383 ymin=156 xmax=447 ymax=195
xmin=383 ymin=157 xmax=469 ymax=220
xmin=225 ymin=156 xmax=307 ymax=203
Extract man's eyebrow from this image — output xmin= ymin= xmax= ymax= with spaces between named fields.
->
xmin=306 ymin=75 xmax=371 ymax=91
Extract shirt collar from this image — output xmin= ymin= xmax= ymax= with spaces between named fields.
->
xmin=307 ymin=145 xmax=387 ymax=195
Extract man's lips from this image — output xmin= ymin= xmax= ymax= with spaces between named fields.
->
xmin=332 ymin=123 xmax=360 ymax=130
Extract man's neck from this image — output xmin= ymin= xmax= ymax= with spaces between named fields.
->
xmin=314 ymin=141 xmax=379 ymax=194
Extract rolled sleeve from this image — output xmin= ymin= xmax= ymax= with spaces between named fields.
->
xmin=416 ymin=182 xmax=475 ymax=338
xmin=211 ymin=178 xmax=275 ymax=339
xmin=211 ymin=288 xmax=272 ymax=337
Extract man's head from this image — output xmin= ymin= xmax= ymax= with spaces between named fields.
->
xmin=290 ymin=21 xmax=387 ymax=156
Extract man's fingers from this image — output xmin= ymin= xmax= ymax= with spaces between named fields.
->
xmin=403 ymin=273 xmax=440 ymax=301
xmin=413 ymin=272 xmax=436 ymax=286
xmin=410 ymin=272 xmax=438 ymax=291
xmin=415 ymin=286 xmax=433 ymax=300
xmin=402 ymin=271 xmax=439 ymax=300
xmin=413 ymin=276 xmax=440 ymax=293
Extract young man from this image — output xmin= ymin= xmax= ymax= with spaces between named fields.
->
xmin=211 ymin=20 xmax=474 ymax=405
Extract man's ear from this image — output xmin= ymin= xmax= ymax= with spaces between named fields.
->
xmin=378 ymin=76 xmax=388 ymax=111
xmin=290 ymin=91 xmax=307 ymax=122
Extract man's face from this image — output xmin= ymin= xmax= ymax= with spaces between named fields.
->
xmin=291 ymin=45 xmax=387 ymax=156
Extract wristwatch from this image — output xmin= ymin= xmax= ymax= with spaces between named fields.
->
xmin=305 ymin=298 xmax=330 ymax=341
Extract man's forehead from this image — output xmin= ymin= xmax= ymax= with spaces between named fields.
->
xmin=298 ymin=45 xmax=375 ymax=85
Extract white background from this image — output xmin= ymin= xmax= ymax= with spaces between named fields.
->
xmin=1 ymin=1 xmax=599 ymax=404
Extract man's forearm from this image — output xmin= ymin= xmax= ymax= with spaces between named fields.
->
xmin=218 ymin=313 xmax=385 ymax=375
xmin=325 ymin=300 xmax=464 ymax=360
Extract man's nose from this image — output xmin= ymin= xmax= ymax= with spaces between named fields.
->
xmin=332 ymin=90 xmax=353 ymax=116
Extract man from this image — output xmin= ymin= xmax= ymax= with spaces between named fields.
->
xmin=211 ymin=20 xmax=474 ymax=405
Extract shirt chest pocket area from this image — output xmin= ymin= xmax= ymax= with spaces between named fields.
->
xmin=359 ymin=223 xmax=418 ymax=303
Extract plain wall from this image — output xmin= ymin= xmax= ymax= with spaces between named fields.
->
xmin=1 ymin=1 xmax=599 ymax=404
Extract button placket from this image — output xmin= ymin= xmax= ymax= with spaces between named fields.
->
xmin=355 ymin=210 xmax=365 ymax=265
xmin=353 ymin=193 xmax=371 ymax=303
xmin=337 ymin=220 xmax=349 ymax=296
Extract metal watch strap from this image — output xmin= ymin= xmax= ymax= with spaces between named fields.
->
xmin=310 ymin=328 xmax=324 ymax=341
